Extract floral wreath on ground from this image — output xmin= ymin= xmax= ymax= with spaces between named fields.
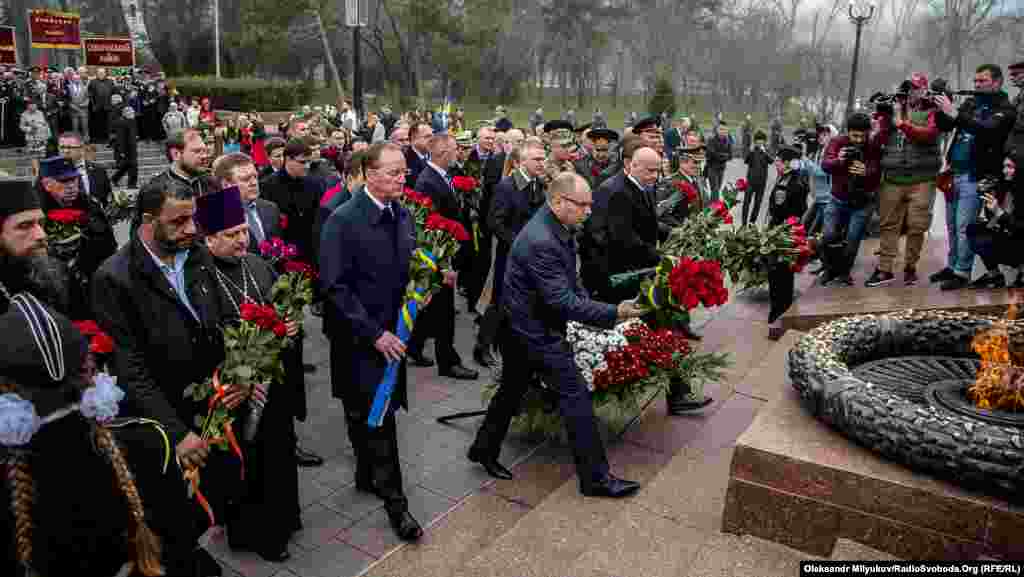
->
xmin=483 ymin=255 xmax=730 ymax=441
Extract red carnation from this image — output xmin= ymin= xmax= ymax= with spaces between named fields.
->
xmin=785 ymin=216 xmax=800 ymax=226
xmin=708 ymin=200 xmax=733 ymax=224
xmin=89 ymin=333 xmax=115 ymax=354
xmin=47 ymin=209 xmax=87 ymax=225
xmin=451 ymin=176 xmax=479 ymax=193
xmin=272 ymin=322 xmax=288 ymax=337
xmin=74 ymin=320 xmax=102 ymax=336
xmin=674 ymin=180 xmax=698 ymax=205
xmin=735 ymin=178 xmax=748 ymax=191
xmin=239 ymin=302 xmax=262 ymax=322
xmin=279 ymin=214 xmax=289 ymax=230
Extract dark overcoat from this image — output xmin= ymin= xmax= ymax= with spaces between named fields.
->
xmin=320 ymin=191 xmax=415 ymax=409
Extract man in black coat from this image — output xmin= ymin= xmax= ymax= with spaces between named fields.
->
xmin=473 ymin=140 xmax=547 ymax=365
xmin=37 ymin=156 xmax=117 ymax=320
xmin=405 ymin=133 xmax=478 ymax=380
xmin=111 ymin=106 xmax=139 ymax=188
xmin=262 ymin=139 xmax=328 ymax=267
xmin=59 ymin=131 xmax=113 ymax=208
xmin=706 ymin=121 xmax=732 ymax=199
xmin=604 ymin=146 xmax=665 ymax=301
xmin=403 ymin=121 xmax=431 ymax=184
xmin=92 ymin=177 xmax=236 ymax=576
xmin=320 ymin=142 xmax=423 ymax=542
xmin=87 ymin=67 xmax=115 ymax=143
xmin=467 ymin=172 xmax=646 ymax=495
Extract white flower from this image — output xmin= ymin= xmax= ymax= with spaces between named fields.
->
xmin=80 ymin=372 xmax=125 ymax=423
xmin=0 ymin=393 xmax=40 ymax=447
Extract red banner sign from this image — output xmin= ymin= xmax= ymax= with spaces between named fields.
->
xmin=82 ymin=37 xmax=134 ymax=67
xmin=0 ymin=27 xmax=15 ymax=66
xmin=29 ymin=9 xmax=81 ymax=50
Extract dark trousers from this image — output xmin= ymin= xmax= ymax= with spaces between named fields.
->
xmin=768 ymin=263 xmax=795 ymax=324
xmin=91 ymin=109 xmax=110 ymax=142
xmin=466 ymin=228 xmax=493 ymax=311
xmin=742 ymin=179 xmax=767 ymax=226
xmin=470 ymin=326 xmax=610 ymax=488
xmin=407 ymin=285 xmax=461 ymax=370
xmin=330 ymin=339 xmax=407 ymax=510
xmin=708 ymin=166 xmax=725 ymax=199
xmin=111 ymin=159 xmax=138 ymax=187
xmin=967 ymin=224 xmax=1023 ymax=272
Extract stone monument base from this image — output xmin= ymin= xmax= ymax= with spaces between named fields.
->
xmin=721 ymin=345 xmax=1024 ymax=560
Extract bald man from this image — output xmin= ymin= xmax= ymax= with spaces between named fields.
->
xmin=468 ymin=172 xmax=645 ymax=496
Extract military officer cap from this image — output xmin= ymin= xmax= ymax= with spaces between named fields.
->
xmin=631 ymin=116 xmax=661 ymax=134
xmin=677 ymin=143 xmax=705 ymax=161
xmin=1009 ymin=61 xmax=1024 ymax=72
xmin=543 ymin=119 xmax=576 ymax=147
xmin=588 ymin=128 xmax=619 ymax=143
xmin=776 ymin=145 xmax=802 ymax=162
xmin=28 ymin=66 xmax=41 ymax=74
xmin=495 ymin=105 xmax=507 ymax=116
xmin=494 ymin=117 xmax=513 ymax=133
xmin=455 ymin=130 xmax=475 ymax=147
xmin=574 ymin=122 xmax=592 ymax=134
xmin=39 ymin=157 xmax=80 ymax=181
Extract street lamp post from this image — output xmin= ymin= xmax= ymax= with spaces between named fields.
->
xmin=844 ymin=0 xmax=875 ymax=117
xmin=214 ymin=0 xmax=221 ymax=78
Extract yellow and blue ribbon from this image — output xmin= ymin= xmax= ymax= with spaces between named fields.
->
xmin=368 ymin=251 xmax=439 ymax=427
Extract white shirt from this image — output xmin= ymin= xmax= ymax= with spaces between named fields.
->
xmin=364 ymin=187 xmax=388 ymax=211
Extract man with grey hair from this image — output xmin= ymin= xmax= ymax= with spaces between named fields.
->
xmin=468 ymin=171 xmax=646 ymax=495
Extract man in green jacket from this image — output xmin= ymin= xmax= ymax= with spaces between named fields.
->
xmin=865 ymin=73 xmax=941 ymax=288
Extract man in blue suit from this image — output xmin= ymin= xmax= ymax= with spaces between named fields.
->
xmin=467 ymin=171 xmax=647 ymax=497
xmin=319 ymin=142 xmax=423 ymax=542
xmin=405 ymin=133 xmax=479 ymax=380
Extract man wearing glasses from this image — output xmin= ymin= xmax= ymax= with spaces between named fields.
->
xmin=59 ymin=131 xmax=113 ymax=208
xmin=468 ymin=171 xmax=646 ymax=498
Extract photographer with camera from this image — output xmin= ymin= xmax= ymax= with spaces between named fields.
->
xmin=1007 ymin=61 xmax=1023 ymax=156
xmin=865 ymin=73 xmax=941 ymax=288
xmin=932 ymin=64 xmax=1016 ymax=290
xmin=965 ymin=152 xmax=1023 ymax=288
xmin=818 ymin=111 xmax=889 ymax=286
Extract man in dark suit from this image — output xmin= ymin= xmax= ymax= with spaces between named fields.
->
xmin=320 ymin=142 xmax=423 ymax=542
xmin=214 ymin=150 xmax=325 ymax=468
xmin=59 ymin=131 xmax=113 ymax=207
xmin=261 ymin=139 xmax=327 ymax=266
xmin=403 ymin=121 xmax=431 ymax=184
xmin=463 ymin=125 xmax=502 ymax=316
xmin=580 ymin=134 xmax=644 ymax=300
xmin=473 ymin=139 xmax=547 ymax=365
xmin=467 ymin=172 xmax=646 ymax=496
xmin=604 ymin=146 xmax=666 ymax=301
xmin=406 ymin=133 xmax=478 ymax=380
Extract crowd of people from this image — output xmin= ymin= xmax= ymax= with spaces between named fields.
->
xmin=1 ymin=53 xmax=1022 ymax=576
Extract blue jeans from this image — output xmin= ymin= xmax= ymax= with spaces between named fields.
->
xmin=945 ymin=174 xmax=979 ymax=276
xmin=822 ymin=198 xmax=869 ymax=277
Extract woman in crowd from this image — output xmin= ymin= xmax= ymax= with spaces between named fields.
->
xmin=802 ymin=124 xmax=837 ymax=237
xmin=966 ymin=152 xmax=1023 ymax=288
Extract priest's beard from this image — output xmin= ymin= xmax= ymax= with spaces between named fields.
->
xmin=0 ymin=247 xmax=68 ymax=312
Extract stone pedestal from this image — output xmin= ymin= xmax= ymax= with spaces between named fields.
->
xmin=721 ymin=350 xmax=1024 ymax=560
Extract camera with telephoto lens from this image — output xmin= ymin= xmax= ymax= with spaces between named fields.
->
xmin=841 ymin=145 xmax=869 ymax=204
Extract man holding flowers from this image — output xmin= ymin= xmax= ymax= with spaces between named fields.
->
xmin=320 ymin=142 xmax=424 ymax=542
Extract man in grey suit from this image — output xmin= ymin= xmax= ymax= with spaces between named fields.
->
xmin=66 ymin=71 xmax=90 ymax=142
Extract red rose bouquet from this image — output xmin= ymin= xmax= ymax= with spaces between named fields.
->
xmin=367 ymin=209 xmax=470 ymax=427
xmin=635 ymin=256 xmax=729 ymax=329
xmin=45 ymin=208 xmax=87 ymax=245
xmin=259 ymin=237 xmax=313 ymax=336
xmin=451 ymin=175 xmax=479 ymax=193
xmin=183 ymin=300 xmax=291 ymax=523
xmin=400 ymin=187 xmax=433 ymax=228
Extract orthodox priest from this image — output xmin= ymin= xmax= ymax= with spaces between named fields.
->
xmin=194 ymin=186 xmax=301 ymax=562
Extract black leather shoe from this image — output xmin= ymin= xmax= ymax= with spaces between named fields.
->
xmin=310 ymin=302 xmax=324 ymax=317
xmin=473 ymin=346 xmax=497 ymax=368
xmin=467 ymin=448 xmax=514 ymax=479
xmin=255 ymin=544 xmax=291 ymax=563
xmin=303 ymin=363 xmax=317 ymax=373
xmin=386 ymin=508 xmax=423 ymax=541
xmin=940 ymin=275 xmax=970 ymax=291
xmin=441 ymin=364 xmax=479 ymax=380
xmin=407 ymin=350 xmax=435 ymax=367
xmin=193 ymin=548 xmax=223 ymax=577
xmin=295 ymin=446 xmax=324 ymax=467
xmin=580 ymin=474 xmax=641 ymax=498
